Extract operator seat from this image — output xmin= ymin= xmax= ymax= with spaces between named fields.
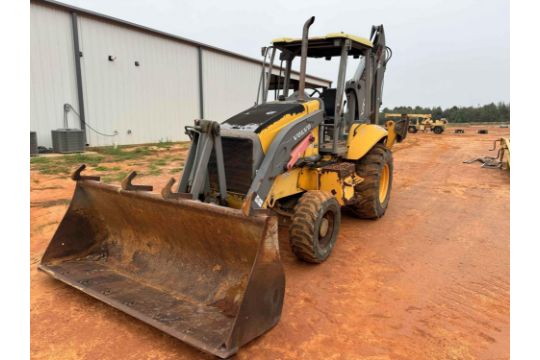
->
xmin=320 ymin=88 xmax=337 ymax=117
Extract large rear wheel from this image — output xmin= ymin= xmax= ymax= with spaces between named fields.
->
xmin=348 ymin=143 xmax=393 ymax=219
xmin=289 ymin=191 xmax=341 ymax=263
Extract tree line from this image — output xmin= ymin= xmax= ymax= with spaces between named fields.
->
xmin=380 ymin=102 xmax=510 ymax=123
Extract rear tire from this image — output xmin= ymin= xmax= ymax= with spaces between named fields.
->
xmin=289 ymin=191 xmax=341 ymax=263
xmin=408 ymin=126 xmax=418 ymax=133
xmin=433 ymin=126 xmax=444 ymax=134
xmin=347 ymin=143 xmax=393 ymax=219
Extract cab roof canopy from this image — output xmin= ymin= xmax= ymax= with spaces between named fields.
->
xmin=272 ymin=33 xmax=373 ymax=58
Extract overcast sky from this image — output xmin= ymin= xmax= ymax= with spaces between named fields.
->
xmin=61 ymin=0 xmax=509 ymax=109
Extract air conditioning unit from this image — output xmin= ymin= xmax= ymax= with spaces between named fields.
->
xmin=51 ymin=129 xmax=85 ymax=153
xmin=30 ymin=131 xmax=38 ymax=156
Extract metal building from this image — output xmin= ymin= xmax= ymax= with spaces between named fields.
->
xmin=30 ymin=0 xmax=331 ymax=148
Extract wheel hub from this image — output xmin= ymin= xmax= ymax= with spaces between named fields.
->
xmin=319 ymin=218 xmax=329 ymax=237
xmin=379 ymin=163 xmax=390 ymax=203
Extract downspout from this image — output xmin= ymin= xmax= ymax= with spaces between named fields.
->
xmin=71 ymin=12 xmax=87 ymax=144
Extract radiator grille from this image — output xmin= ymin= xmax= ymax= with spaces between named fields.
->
xmin=208 ymin=137 xmax=253 ymax=195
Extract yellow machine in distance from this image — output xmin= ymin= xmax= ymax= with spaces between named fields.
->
xmin=385 ymin=113 xmax=448 ymax=134
xmin=464 ymin=137 xmax=510 ymax=170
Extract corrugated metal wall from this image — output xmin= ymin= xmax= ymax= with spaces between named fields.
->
xmin=202 ymin=50 xmax=261 ymax=121
xmin=78 ymin=16 xmax=200 ymax=146
xmin=30 ymin=1 xmax=331 ymax=148
xmin=30 ymin=4 xmax=79 ymax=148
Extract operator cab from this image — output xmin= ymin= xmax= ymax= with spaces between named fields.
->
xmin=272 ymin=33 xmax=374 ymax=122
xmin=261 ymin=31 xmax=389 ymax=154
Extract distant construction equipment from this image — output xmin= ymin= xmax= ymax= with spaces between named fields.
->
xmin=464 ymin=138 xmax=510 ymax=170
xmin=384 ymin=113 xmax=447 ymax=134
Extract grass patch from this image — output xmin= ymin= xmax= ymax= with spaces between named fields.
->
xmin=168 ymin=167 xmax=183 ymax=174
xmin=96 ymin=146 xmax=152 ymax=162
xmin=62 ymin=153 xmax=104 ymax=166
xmin=31 ymin=153 xmax=104 ymax=175
xmin=102 ymin=171 xmax=129 ymax=184
xmin=146 ymin=164 xmax=162 ymax=176
xmin=152 ymin=158 xmax=169 ymax=167
xmin=94 ymin=165 xmax=121 ymax=172
xmin=30 ymin=156 xmax=52 ymax=164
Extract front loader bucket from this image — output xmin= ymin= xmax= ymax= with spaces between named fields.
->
xmin=39 ymin=179 xmax=285 ymax=358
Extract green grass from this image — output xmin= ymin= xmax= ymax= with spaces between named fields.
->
xmin=152 ymin=158 xmax=169 ymax=167
xmin=93 ymin=165 xmax=121 ymax=172
xmin=95 ymin=146 xmax=152 ymax=161
xmin=102 ymin=171 xmax=129 ymax=184
xmin=168 ymin=167 xmax=183 ymax=174
xmin=62 ymin=153 xmax=104 ymax=166
xmin=30 ymin=144 xmax=183 ymax=177
xmin=30 ymin=156 xmax=52 ymax=164
xmin=146 ymin=164 xmax=162 ymax=176
xmin=30 ymin=153 xmax=104 ymax=175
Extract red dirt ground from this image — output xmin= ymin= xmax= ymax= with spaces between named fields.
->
xmin=30 ymin=125 xmax=509 ymax=360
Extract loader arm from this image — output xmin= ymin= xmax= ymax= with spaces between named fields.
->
xmin=345 ymin=25 xmax=391 ymax=125
xmin=242 ymin=110 xmax=324 ymax=214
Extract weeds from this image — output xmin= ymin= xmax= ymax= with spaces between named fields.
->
xmin=95 ymin=146 xmax=152 ymax=161
xmin=31 ymin=143 xmax=187 ymax=177
xmin=102 ymin=171 xmax=129 ymax=184
xmin=146 ymin=164 xmax=162 ymax=176
xmin=93 ymin=165 xmax=121 ymax=172
xmin=30 ymin=154 xmax=104 ymax=175
xmin=168 ymin=167 xmax=183 ymax=174
xmin=152 ymin=158 xmax=169 ymax=167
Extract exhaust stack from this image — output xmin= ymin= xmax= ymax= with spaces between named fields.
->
xmin=298 ymin=16 xmax=315 ymax=101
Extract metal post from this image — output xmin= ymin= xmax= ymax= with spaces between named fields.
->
xmin=70 ymin=12 xmax=87 ymax=144
xmin=334 ymin=40 xmax=349 ymax=141
xmin=178 ymin=132 xmax=199 ymax=192
xmin=189 ymin=135 xmax=213 ymax=199
xmin=364 ymin=50 xmax=374 ymax=124
xmin=298 ymin=16 xmax=315 ymax=101
xmin=283 ymin=58 xmax=292 ymax=97
xmin=263 ymin=47 xmax=276 ymax=103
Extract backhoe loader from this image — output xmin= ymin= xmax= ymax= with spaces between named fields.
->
xmin=39 ymin=17 xmax=407 ymax=358
xmin=385 ymin=113 xmax=447 ymax=134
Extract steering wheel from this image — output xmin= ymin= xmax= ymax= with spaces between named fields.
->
xmin=309 ymin=88 xmax=322 ymax=97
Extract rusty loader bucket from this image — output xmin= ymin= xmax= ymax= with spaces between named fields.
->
xmin=39 ymin=172 xmax=285 ymax=358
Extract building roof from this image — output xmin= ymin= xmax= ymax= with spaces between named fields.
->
xmin=32 ymin=0 xmax=332 ymax=87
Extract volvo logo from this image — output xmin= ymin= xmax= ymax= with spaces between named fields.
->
xmin=293 ymin=124 xmax=312 ymax=141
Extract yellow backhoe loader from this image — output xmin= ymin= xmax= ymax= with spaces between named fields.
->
xmin=385 ymin=113 xmax=447 ymax=134
xmin=39 ymin=17 xmax=407 ymax=358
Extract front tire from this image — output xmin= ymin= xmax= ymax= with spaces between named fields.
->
xmin=289 ymin=191 xmax=341 ymax=263
xmin=347 ymin=143 xmax=393 ymax=219
xmin=433 ymin=126 xmax=444 ymax=134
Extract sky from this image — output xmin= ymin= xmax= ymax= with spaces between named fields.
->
xmin=60 ymin=0 xmax=509 ymax=109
